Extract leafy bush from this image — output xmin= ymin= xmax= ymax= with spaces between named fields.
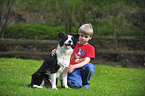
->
xmin=97 ymin=19 xmax=114 ymax=36
xmin=4 ymin=22 xmax=143 ymax=40
xmin=96 ymin=19 xmax=143 ymax=36
xmin=5 ymin=24 xmax=66 ymax=40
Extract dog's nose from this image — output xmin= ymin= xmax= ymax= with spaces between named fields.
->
xmin=69 ymin=40 xmax=72 ymax=43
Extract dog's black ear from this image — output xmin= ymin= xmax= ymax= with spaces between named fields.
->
xmin=72 ymin=33 xmax=79 ymax=40
xmin=72 ymin=33 xmax=79 ymax=48
xmin=58 ymin=32 xmax=65 ymax=40
xmin=58 ymin=32 xmax=66 ymax=47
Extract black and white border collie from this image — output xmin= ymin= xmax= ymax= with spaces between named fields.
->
xmin=28 ymin=32 xmax=79 ymax=89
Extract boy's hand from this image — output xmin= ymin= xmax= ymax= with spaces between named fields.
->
xmin=67 ymin=65 xmax=74 ymax=73
xmin=51 ymin=48 xmax=57 ymax=56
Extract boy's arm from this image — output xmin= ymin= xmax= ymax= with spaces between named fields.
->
xmin=67 ymin=57 xmax=91 ymax=73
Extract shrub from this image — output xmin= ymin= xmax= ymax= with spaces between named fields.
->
xmin=5 ymin=24 xmax=66 ymax=40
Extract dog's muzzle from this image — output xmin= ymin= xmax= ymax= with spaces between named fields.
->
xmin=65 ymin=44 xmax=72 ymax=49
xmin=65 ymin=40 xmax=73 ymax=49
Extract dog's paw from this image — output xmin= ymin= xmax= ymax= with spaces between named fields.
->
xmin=65 ymin=86 xmax=69 ymax=88
xmin=64 ymin=85 xmax=69 ymax=88
xmin=33 ymin=85 xmax=43 ymax=88
xmin=52 ymin=87 xmax=57 ymax=90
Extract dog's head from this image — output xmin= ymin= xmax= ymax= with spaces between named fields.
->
xmin=58 ymin=32 xmax=79 ymax=49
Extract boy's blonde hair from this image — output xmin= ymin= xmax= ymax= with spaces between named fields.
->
xmin=78 ymin=23 xmax=93 ymax=37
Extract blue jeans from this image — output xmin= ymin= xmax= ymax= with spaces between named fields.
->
xmin=67 ymin=63 xmax=95 ymax=88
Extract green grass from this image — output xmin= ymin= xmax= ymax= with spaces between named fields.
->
xmin=0 ymin=58 xmax=145 ymax=96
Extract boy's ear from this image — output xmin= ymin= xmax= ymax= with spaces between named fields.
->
xmin=89 ymin=36 xmax=92 ymax=40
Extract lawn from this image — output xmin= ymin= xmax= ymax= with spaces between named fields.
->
xmin=0 ymin=58 xmax=145 ymax=96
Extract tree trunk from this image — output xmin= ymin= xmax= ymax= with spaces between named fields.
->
xmin=113 ymin=19 xmax=118 ymax=51
xmin=65 ymin=14 xmax=69 ymax=34
xmin=1 ymin=0 xmax=13 ymax=39
xmin=68 ymin=13 xmax=72 ymax=34
xmin=0 ymin=0 xmax=3 ymax=38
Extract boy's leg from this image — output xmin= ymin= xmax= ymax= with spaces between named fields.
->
xmin=67 ymin=68 xmax=83 ymax=88
xmin=81 ymin=63 xmax=95 ymax=88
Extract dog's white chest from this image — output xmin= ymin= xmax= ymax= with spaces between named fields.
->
xmin=56 ymin=46 xmax=73 ymax=67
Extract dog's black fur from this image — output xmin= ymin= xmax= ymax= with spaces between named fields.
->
xmin=28 ymin=32 xmax=79 ymax=88
xmin=28 ymin=55 xmax=59 ymax=87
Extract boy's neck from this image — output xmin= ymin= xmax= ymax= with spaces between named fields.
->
xmin=78 ymin=41 xmax=88 ymax=45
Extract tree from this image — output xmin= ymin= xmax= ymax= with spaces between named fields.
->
xmin=0 ymin=0 xmax=14 ymax=39
xmin=0 ymin=0 xmax=4 ymax=38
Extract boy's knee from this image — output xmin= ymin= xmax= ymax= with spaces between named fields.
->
xmin=86 ymin=63 xmax=96 ymax=73
xmin=68 ymin=80 xmax=82 ymax=88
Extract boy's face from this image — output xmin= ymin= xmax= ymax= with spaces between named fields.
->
xmin=78 ymin=33 xmax=92 ymax=45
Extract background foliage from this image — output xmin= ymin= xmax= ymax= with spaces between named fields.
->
xmin=5 ymin=24 xmax=65 ymax=40
xmin=0 ymin=0 xmax=145 ymax=39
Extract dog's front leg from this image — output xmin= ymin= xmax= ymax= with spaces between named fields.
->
xmin=50 ymin=73 xmax=57 ymax=89
xmin=62 ymin=69 xmax=69 ymax=88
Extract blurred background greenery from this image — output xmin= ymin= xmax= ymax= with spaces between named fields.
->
xmin=0 ymin=0 xmax=145 ymax=40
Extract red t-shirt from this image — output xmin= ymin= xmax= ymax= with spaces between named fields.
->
xmin=70 ymin=42 xmax=95 ymax=65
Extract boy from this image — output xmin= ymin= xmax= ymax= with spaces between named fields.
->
xmin=52 ymin=23 xmax=95 ymax=88
xmin=67 ymin=23 xmax=95 ymax=88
